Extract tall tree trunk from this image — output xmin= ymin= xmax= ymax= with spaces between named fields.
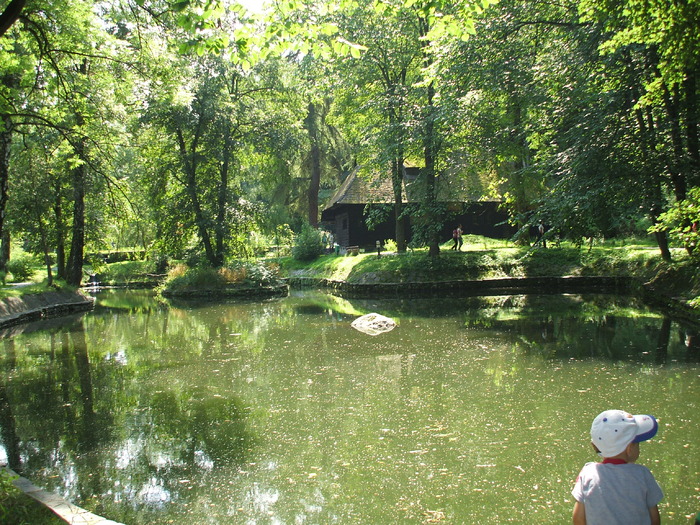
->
xmin=54 ymin=178 xmax=66 ymax=279
xmin=38 ymin=217 xmax=53 ymax=286
xmin=176 ymin=128 xmax=216 ymax=266
xmin=66 ymin=60 xmax=89 ymax=286
xmin=424 ymin=81 xmax=440 ymax=257
xmin=634 ymin=94 xmax=672 ymax=261
xmin=0 ymin=112 xmax=12 ymax=274
xmin=392 ymin=158 xmax=406 ymax=252
xmin=415 ymin=12 xmax=441 ymax=258
xmin=0 ymin=231 xmax=9 ymax=278
xmin=215 ymin=135 xmax=231 ymax=267
xmin=305 ymin=101 xmax=321 ymax=228
xmin=385 ymin=65 xmax=408 ymax=253
xmin=662 ymin=84 xmax=688 ymax=202
xmin=650 ymin=205 xmax=672 ymax=261
xmin=186 ymin=171 xmax=216 ymax=266
xmin=66 ymin=142 xmax=87 ymax=286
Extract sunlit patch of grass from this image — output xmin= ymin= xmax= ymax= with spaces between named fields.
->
xmin=99 ymin=260 xmax=154 ymax=284
xmin=275 ymin=236 xmax=693 ymax=291
xmin=0 ymin=280 xmax=75 ymax=300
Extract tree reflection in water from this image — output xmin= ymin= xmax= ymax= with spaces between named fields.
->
xmin=0 ymin=290 xmax=697 ymax=524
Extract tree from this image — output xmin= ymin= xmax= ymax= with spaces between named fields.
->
xmin=574 ymin=0 xmax=700 ymax=257
xmin=2 ymin=0 xmax=138 ymax=284
xmin=0 ymin=0 xmax=26 ymax=37
xmin=139 ymin=47 xmax=304 ymax=266
xmin=334 ymin=3 xmax=422 ymax=252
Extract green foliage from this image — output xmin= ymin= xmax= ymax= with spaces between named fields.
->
xmin=162 ymin=260 xmax=282 ymax=292
xmin=383 ymin=239 xmax=398 ymax=252
xmin=651 ymin=188 xmax=700 ymax=255
xmin=364 ymin=204 xmax=392 ymax=231
xmin=99 ymin=260 xmax=158 ymax=285
xmin=0 ymin=469 xmax=64 ymax=525
xmin=292 ymin=224 xmax=324 ymax=262
xmin=163 ymin=265 xmax=226 ymax=291
xmin=6 ymin=254 xmax=38 ymax=282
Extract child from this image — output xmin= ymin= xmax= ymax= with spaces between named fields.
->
xmin=571 ymin=409 xmax=663 ymax=525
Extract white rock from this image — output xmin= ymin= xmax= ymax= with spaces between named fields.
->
xmin=351 ymin=313 xmax=397 ymax=336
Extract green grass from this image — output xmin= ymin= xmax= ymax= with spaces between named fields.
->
xmin=0 ymin=280 xmax=78 ymax=301
xmin=98 ymin=260 xmax=156 ymax=285
xmin=0 ymin=471 xmax=64 ymax=525
xmin=2 ymin=235 xmax=697 ymax=303
xmin=273 ymin=236 xmax=698 ymax=302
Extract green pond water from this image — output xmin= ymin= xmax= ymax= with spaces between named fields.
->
xmin=0 ymin=289 xmax=699 ymax=524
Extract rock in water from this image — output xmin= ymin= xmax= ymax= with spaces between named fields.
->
xmin=351 ymin=313 xmax=397 ymax=336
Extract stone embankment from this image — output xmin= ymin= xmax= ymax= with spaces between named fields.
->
xmin=0 ymin=290 xmax=95 ymax=330
xmin=287 ymin=275 xmax=633 ymax=296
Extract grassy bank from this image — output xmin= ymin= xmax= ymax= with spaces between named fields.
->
xmin=277 ymin=237 xmax=698 ymax=301
xmin=1 ymin=236 xmax=698 ymax=305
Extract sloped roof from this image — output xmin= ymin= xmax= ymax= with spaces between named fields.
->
xmin=323 ymin=166 xmax=498 ymax=213
xmin=323 ymin=167 xmax=405 ymax=208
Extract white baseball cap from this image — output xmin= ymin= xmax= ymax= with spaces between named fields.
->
xmin=590 ymin=409 xmax=659 ymax=458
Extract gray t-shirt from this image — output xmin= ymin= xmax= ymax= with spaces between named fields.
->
xmin=572 ymin=462 xmax=664 ymax=525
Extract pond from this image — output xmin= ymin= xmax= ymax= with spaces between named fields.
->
xmin=1 ymin=290 xmax=699 ymax=524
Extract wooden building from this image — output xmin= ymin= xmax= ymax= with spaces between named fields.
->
xmin=320 ymin=166 xmax=514 ymax=250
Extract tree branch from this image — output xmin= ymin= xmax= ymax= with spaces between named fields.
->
xmin=0 ymin=0 xmax=26 ymax=37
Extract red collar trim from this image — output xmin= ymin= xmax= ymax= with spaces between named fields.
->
xmin=602 ymin=458 xmax=627 ymax=464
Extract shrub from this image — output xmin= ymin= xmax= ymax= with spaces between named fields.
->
xmin=292 ymin=224 xmax=324 ymax=262
xmin=651 ymin=187 xmax=700 ymax=255
xmin=383 ymin=239 xmax=398 ymax=252
xmin=221 ymin=261 xmax=281 ymax=286
xmin=163 ymin=265 xmax=225 ymax=291
xmin=162 ymin=261 xmax=282 ymax=292
xmin=6 ymin=254 xmax=37 ymax=282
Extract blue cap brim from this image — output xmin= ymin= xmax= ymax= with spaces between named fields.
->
xmin=632 ymin=415 xmax=658 ymax=443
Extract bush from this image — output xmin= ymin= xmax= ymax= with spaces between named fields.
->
xmin=6 ymin=254 xmax=37 ymax=282
xmin=222 ymin=260 xmax=282 ymax=286
xmin=163 ymin=265 xmax=224 ymax=291
xmin=292 ymin=224 xmax=324 ymax=262
xmin=162 ymin=261 xmax=282 ymax=292
xmin=383 ymin=239 xmax=398 ymax=252
xmin=100 ymin=260 xmax=154 ymax=284
xmin=652 ymin=187 xmax=700 ymax=255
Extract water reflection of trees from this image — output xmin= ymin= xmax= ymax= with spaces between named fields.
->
xmin=0 ymin=315 xmax=252 ymax=520
xmin=1 ymin=291 xmax=698 ymax=523
xmin=444 ymin=294 xmax=700 ymax=363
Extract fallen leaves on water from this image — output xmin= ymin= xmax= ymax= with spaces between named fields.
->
xmin=424 ymin=509 xmax=446 ymax=523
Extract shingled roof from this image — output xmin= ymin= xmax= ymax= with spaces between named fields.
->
xmin=323 ymin=166 xmax=498 ymax=213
